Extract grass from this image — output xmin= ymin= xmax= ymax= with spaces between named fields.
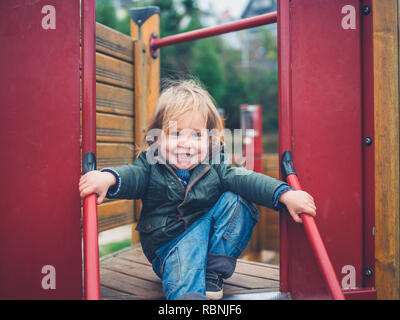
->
xmin=99 ymin=238 xmax=132 ymax=258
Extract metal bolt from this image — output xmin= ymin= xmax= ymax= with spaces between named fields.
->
xmin=362 ymin=6 xmax=371 ymax=15
xmin=150 ymin=33 xmax=159 ymax=59
xmin=365 ymin=268 xmax=374 ymax=277
xmin=364 ymin=136 xmax=373 ymax=146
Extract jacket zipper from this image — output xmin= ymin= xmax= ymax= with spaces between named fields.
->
xmin=163 ymin=163 xmax=211 ymax=229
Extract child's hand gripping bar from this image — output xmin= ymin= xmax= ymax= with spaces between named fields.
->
xmin=281 ymin=150 xmax=345 ymax=300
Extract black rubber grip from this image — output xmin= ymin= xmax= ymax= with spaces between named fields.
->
xmin=83 ymin=151 xmax=96 ymax=174
xmin=281 ymin=150 xmax=297 ymax=181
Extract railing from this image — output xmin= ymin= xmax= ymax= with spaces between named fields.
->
xmin=281 ymin=150 xmax=345 ymax=300
xmin=149 ymin=12 xmax=277 ymax=57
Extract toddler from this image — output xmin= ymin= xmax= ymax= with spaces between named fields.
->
xmin=79 ymin=79 xmax=316 ymax=300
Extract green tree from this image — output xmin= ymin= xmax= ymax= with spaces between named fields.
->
xmin=94 ymin=0 xmax=279 ymax=135
xmin=96 ymin=0 xmax=118 ymax=30
xmin=191 ymin=38 xmax=225 ymax=102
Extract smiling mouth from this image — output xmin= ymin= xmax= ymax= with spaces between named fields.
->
xmin=174 ymin=153 xmax=195 ymax=160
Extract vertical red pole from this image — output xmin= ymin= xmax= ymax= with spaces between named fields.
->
xmin=277 ymin=0 xmax=291 ymax=293
xmin=82 ymin=0 xmax=100 ymax=300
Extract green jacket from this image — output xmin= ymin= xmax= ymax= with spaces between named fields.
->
xmin=104 ymin=150 xmax=289 ymax=262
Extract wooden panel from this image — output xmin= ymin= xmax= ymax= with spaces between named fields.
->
xmin=80 ymin=112 xmax=133 ymax=143
xmin=78 ymin=23 xmax=135 ymax=235
xmin=96 ymin=23 xmax=134 ymax=62
xmin=80 ymin=81 xmax=134 ymax=116
xmin=81 ymin=23 xmax=134 ymax=62
xmin=98 ymin=200 xmax=134 ymax=232
xmin=373 ymin=0 xmax=400 ymax=300
xmin=96 ymin=142 xmax=134 ymax=169
xmin=80 ymin=50 xmax=134 ymax=89
xmin=96 ymin=52 xmax=134 ymax=89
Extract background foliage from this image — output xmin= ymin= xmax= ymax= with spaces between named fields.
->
xmin=96 ymin=0 xmax=279 ymax=140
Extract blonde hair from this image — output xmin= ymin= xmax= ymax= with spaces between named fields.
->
xmin=136 ymin=78 xmax=224 ymax=157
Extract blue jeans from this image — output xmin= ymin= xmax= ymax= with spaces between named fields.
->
xmin=151 ymin=191 xmax=259 ymax=300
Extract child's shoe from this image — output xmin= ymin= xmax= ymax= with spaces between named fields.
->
xmin=205 ymin=270 xmax=224 ymax=300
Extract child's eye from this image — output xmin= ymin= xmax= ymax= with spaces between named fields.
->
xmin=192 ymin=132 xmax=202 ymax=138
xmin=169 ymin=131 xmax=180 ymax=137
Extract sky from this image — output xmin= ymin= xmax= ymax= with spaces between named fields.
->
xmin=198 ymin=0 xmax=249 ymax=19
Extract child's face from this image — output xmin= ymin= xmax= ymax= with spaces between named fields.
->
xmin=160 ymin=111 xmax=209 ymax=170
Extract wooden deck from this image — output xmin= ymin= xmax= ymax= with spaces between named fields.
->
xmin=100 ymin=245 xmax=285 ymax=300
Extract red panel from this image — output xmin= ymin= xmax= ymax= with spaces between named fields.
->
xmin=279 ymin=0 xmax=372 ymax=299
xmin=0 ymin=0 xmax=81 ymax=299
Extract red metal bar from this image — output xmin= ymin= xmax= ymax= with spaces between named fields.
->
xmin=285 ymin=172 xmax=345 ymax=300
xmin=81 ymin=0 xmax=100 ymax=300
xmin=277 ymin=0 xmax=291 ymax=293
xmin=150 ymin=11 xmax=277 ymax=52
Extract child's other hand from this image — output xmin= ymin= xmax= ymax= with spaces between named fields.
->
xmin=279 ymin=190 xmax=316 ymax=223
xmin=79 ymin=170 xmax=116 ymax=205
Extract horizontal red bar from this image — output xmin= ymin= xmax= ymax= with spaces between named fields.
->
xmin=151 ymin=12 xmax=277 ymax=51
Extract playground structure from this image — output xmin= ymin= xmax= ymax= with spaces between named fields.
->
xmin=0 ymin=0 xmax=399 ymax=300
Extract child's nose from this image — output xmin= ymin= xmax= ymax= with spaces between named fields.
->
xmin=177 ymin=136 xmax=191 ymax=148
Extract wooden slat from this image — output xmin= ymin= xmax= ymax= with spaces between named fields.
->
xmin=80 ymin=112 xmax=133 ymax=143
xmin=80 ymin=50 xmax=134 ymax=89
xmin=102 ymin=257 xmax=160 ymax=283
xmin=96 ymin=113 xmax=133 ymax=142
xmin=80 ymin=81 xmax=134 ymax=116
xmin=96 ymin=52 xmax=134 ymax=89
xmin=96 ymin=142 xmax=134 ymax=169
xmin=98 ymin=200 xmax=134 ymax=232
xmin=81 ymin=143 xmax=133 ymax=167
xmin=373 ymin=0 xmax=400 ymax=300
xmin=117 ymin=246 xmax=153 ymax=265
xmin=100 ymin=268 xmax=164 ymax=299
xmin=96 ymin=23 xmax=134 ymax=62
xmin=99 ymin=245 xmax=281 ymax=300
xmin=81 ymin=23 xmax=134 ymax=62
xmin=101 ymin=286 xmax=136 ymax=300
